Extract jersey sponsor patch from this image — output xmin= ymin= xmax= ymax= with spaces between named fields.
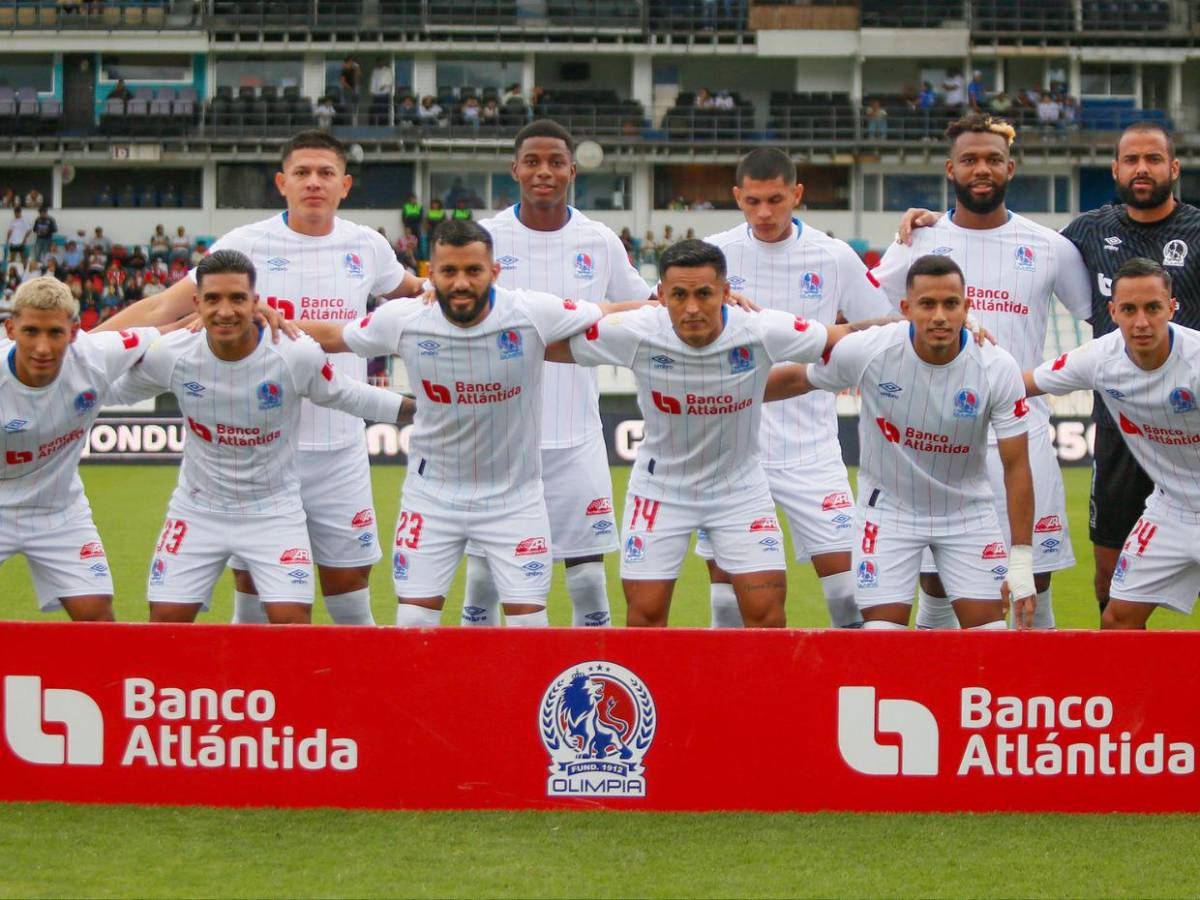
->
xmin=119 ymin=330 xmax=140 ymax=350
xmin=1035 ymin=515 xmax=1063 ymax=533
xmin=279 ymin=547 xmax=312 ymax=565
xmin=586 ymin=497 xmax=613 ymax=516
xmin=749 ymin=516 xmax=779 ymax=532
xmin=515 ymin=536 xmax=548 ymax=556
xmin=822 ymin=491 xmax=852 ymax=511
xmin=79 ymin=541 xmax=106 ymax=559
xmin=856 ymin=559 xmax=878 ymax=588
xmin=351 ymin=508 xmax=375 ymax=528
xmin=981 ymin=541 xmax=1007 ymax=560
xmin=1014 ymin=398 xmax=1030 ymax=418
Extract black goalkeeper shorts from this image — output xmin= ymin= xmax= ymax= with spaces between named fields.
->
xmin=1089 ymin=423 xmax=1156 ymax=549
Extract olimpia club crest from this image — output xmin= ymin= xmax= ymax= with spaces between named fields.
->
xmin=539 ymin=661 xmax=655 ymax=797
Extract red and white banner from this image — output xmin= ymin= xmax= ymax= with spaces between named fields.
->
xmin=1 ymin=623 xmax=1197 ymax=812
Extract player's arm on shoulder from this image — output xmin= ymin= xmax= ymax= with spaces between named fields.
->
xmin=566 ymin=309 xmax=644 ymax=369
xmin=292 ymin=338 xmax=405 ymax=425
xmin=93 ymin=326 xmax=161 ymax=382
xmin=763 ymin=364 xmax=816 ymax=401
xmin=294 ymin=320 xmax=352 ymax=354
xmin=105 ymin=331 xmax=180 ymax=404
xmin=92 ymin=276 xmax=195 ymax=331
xmin=1029 ymin=339 xmax=1099 ymax=397
xmin=868 ymin=242 xmax=911 ymax=309
xmin=837 ymin=243 xmax=895 ymax=319
xmin=758 ymin=308 xmax=829 ymax=364
xmin=341 ymin=297 xmax=412 ymax=358
xmin=896 ymin=207 xmax=943 ymax=245
xmin=823 ymin=314 xmax=900 ymax=354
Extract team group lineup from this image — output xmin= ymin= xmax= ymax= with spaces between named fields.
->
xmin=3 ymin=113 xmax=1200 ymax=632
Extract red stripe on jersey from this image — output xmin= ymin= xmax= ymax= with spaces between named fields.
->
xmin=119 ymin=330 xmax=139 ymax=349
xmin=1014 ymin=398 xmax=1029 ymax=418
xmin=321 ymin=361 xmax=334 ymax=381
xmin=866 ymin=269 xmax=881 ymax=288
xmin=585 ymin=323 xmax=599 ymax=341
xmin=1051 ymin=352 xmax=1069 ymax=371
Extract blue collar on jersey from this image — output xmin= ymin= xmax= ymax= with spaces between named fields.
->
xmin=514 ymin=203 xmax=571 ymax=226
xmin=745 ymin=217 xmax=802 ymax=242
xmin=948 ymin=208 xmax=1013 ymax=224
xmin=909 ymin=321 xmax=969 ymax=351
xmin=721 ymin=305 xmax=728 ymax=326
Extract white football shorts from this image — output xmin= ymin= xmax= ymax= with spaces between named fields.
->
xmin=229 ymin=438 xmax=381 ymax=572
xmin=391 ymin=494 xmax=553 ymax=603
xmin=694 ymin=455 xmax=855 ymax=564
xmin=621 ymin=488 xmax=786 ymax=581
xmin=0 ymin=504 xmax=113 ymax=611
xmin=148 ymin=505 xmax=315 ymax=608
xmin=853 ymin=507 xmax=1009 ymax=606
xmin=1109 ymin=493 xmax=1200 ymax=614
xmin=465 ymin=439 xmax=618 ymax=562
xmin=920 ymin=425 xmax=1074 ymax=575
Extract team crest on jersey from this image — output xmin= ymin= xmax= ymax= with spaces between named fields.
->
xmin=1015 ymin=245 xmax=1035 ymax=272
xmin=74 ymin=389 xmax=98 ymax=414
xmin=651 ymin=354 xmax=675 ymax=370
xmin=183 ymin=381 xmax=206 ymax=398
xmin=522 ymin=561 xmax=547 ymax=578
xmin=540 ymin=661 xmax=655 ymax=798
xmin=1164 ymin=240 xmax=1189 ymax=267
xmin=516 ymin=536 xmax=547 ymax=556
xmin=351 ymin=508 xmax=375 ymax=528
xmin=586 ymin=497 xmax=613 ymax=516
xmin=1104 ymin=388 xmax=1127 ymax=400
xmin=822 ymin=491 xmax=852 ymax=511
xmin=497 ymin=329 xmax=523 ymax=360
xmin=344 ymin=252 xmax=364 ymax=278
xmin=727 ymin=275 xmax=746 ymax=290
xmin=575 ymin=252 xmax=595 ymax=279
xmin=1169 ymin=387 xmax=1197 ymax=414
xmin=497 ymin=255 xmax=519 ymax=271
xmin=954 ymin=388 xmax=979 ymax=418
xmin=729 ymin=346 xmax=755 ymax=373
xmin=150 ymin=558 xmax=167 ymax=586
xmin=981 ymin=541 xmax=1007 ymax=560
xmin=257 ymin=381 xmax=283 ymax=410
xmin=878 ymin=382 xmax=902 ymax=399
xmin=79 ymin=542 xmax=105 ymax=560
xmin=801 ymin=271 xmax=823 ymax=298
xmin=393 ymin=551 xmax=409 ymax=580
xmin=857 ymin=560 xmax=877 ymax=588
xmin=1035 ymin=515 xmax=1063 ymax=533
xmin=749 ymin=517 xmax=779 ymax=532
xmin=624 ymin=534 xmax=645 ymax=562
xmin=1113 ymin=554 xmax=1130 ymax=584
xmin=2 ymin=418 xmax=27 ymax=433
xmin=418 ymin=340 xmax=441 ymax=357
xmin=279 ymin=548 xmax=311 ymax=565
xmin=268 ymin=257 xmax=290 ymax=272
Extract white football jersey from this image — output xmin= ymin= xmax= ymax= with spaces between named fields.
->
xmin=569 ymin=305 xmax=829 ymax=504
xmin=480 ymin=205 xmax=652 ymax=449
xmin=808 ymin=322 xmax=1029 ymax=535
xmin=202 ymin=214 xmax=407 ymax=452
xmin=1033 ymin=326 xmax=1200 ymax=520
xmin=0 ymin=327 xmax=158 ymax=528
xmin=872 ymin=211 xmax=1092 ymax=435
xmin=706 ymin=219 xmax=892 ymax=467
xmin=344 ymin=287 xmax=603 ymax=511
xmin=112 ymin=329 xmax=402 ymax=517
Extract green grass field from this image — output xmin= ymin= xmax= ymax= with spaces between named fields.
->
xmin=3 ymin=464 xmax=1199 ymax=898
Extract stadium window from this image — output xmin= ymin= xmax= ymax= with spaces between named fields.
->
xmin=0 ymin=54 xmax=54 ymax=93
xmin=1054 ymin=175 xmax=1071 ymax=214
xmin=341 ymin=165 xmax=415 ymax=210
xmin=63 ymin=168 xmax=202 ymax=209
xmin=861 ymin=174 xmax=882 ymax=212
xmin=1080 ymin=64 xmax=1136 ymax=97
xmin=654 ymin=165 xmax=737 ymax=210
xmin=435 ymin=59 xmax=522 ymax=92
xmin=489 ymin=174 xmax=519 ymax=212
xmin=431 ymin=173 xmax=490 ymax=210
xmin=574 ymin=174 xmax=631 ymax=211
xmin=882 ymin=174 xmax=943 ymax=212
xmin=100 ymin=55 xmax=192 ymax=84
xmin=215 ymin=58 xmax=303 ymax=92
xmin=1180 ymin=173 xmax=1200 ymax=207
xmin=1006 ymin=176 xmax=1051 ymax=214
xmin=0 ymin=168 xmax=52 ymax=207
xmin=216 ymin=164 xmax=280 ymax=209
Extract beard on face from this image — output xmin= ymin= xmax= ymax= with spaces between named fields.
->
xmin=952 ymin=174 xmax=1009 ymax=215
xmin=435 ymin=284 xmax=490 ymax=324
xmin=1116 ymin=174 xmax=1176 ymax=210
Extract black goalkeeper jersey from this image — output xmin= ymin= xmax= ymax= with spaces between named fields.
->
xmin=1060 ymin=200 xmax=1200 ymax=428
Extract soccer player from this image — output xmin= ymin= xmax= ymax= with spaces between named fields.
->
xmin=872 ymin=114 xmax=1093 ymax=630
xmin=99 ymin=130 xmax=425 ymax=626
xmin=458 ymin=120 xmax=655 ymax=628
xmin=697 ymin=148 xmax=893 ymax=629
xmin=110 ymin=250 xmax=410 ymax=624
xmin=547 ymin=240 xmax=877 ymax=627
xmin=295 ymin=220 xmax=642 ymax=627
xmin=1026 ymin=258 xmax=1200 ymax=628
xmin=898 ymin=121 xmax=1200 ymax=618
xmin=1 ymin=277 xmax=159 ymax=621
xmin=767 ymin=255 xmax=1036 ymax=629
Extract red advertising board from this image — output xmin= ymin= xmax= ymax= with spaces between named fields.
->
xmin=1 ymin=623 xmax=1197 ymax=812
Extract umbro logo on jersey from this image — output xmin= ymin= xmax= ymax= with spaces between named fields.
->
xmin=268 ymin=257 xmax=290 ymax=271
xmin=1041 ymin=538 xmax=1062 ymax=553
xmin=727 ymin=275 xmax=746 ymax=290
xmin=758 ymin=537 xmax=781 ymax=549
xmin=930 ymin=246 xmax=953 ymax=256
xmin=88 ymin=563 xmax=109 ymax=576
xmin=1104 ymin=388 xmax=1127 ymax=400
xmin=878 ymin=382 xmax=902 ymax=398
xmin=801 ymin=271 xmax=822 ymax=298
xmin=183 ymin=381 xmax=206 ymax=397
xmin=288 ymin=569 xmax=310 ymax=584
xmin=1104 ymin=236 xmax=1122 ymax=251
xmin=522 ymin=560 xmax=546 ymax=577
xmin=2 ymin=418 xmax=28 ymax=433
xmin=496 ymin=255 xmax=519 ymax=270
xmin=418 ymin=340 xmax=441 ymax=356
xmin=991 ymin=565 xmax=1008 ymax=580
xmin=650 ymin=354 xmax=675 ymax=369
xmin=831 ymin=513 xmax=852 ymax=529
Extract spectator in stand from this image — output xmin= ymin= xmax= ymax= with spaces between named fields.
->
xmin=694 ymin=88 xmax=715 ymax=109
xmin=108 ymin=79 xmax=132 ymax=103
xmin=0 ymin=188 xmax=14 ymax=209
xmin=685 ymin=227 xmax=697 ymax=240
xmin=461 ymin=96 xmax=482 ymax=129
xmin=451 ymin=197 xmax=473 ymax=221
xmin=85 ymin=246 xmax=106 ymax=277
xmin=865 ymin=98 xmax=888 ymax=140
xmin=149 ymin=224 xmax=171 ymax=262
xmin=397 ymin=95 xmax=420 ymax=127
xmin=5 ymin=264 xmax=21 ymax=295
xmin=168 ymin=256 xmax=189 ymax=284
xmin=426 ymin=197 xmax=447 ymax=231
xmin=481 ymin=97 xmax=499 ymax=125
xmin=126 ymin=246 xmax=147 ymax=272
xmin=1061 ymin=95 xmax=1079 ymax=130
xmin=639 ymin=229 xmax=660 ymax=266
xmin=123 ymin=269 xmax=144 ymax=304
xmin=315 ymin=96 xmax=336 ymax=131
xmin=339 ymin=56 xmax=362 ymax=125
xmin=142 ymin=271 xmax=164 ymax=298
xmin=1019 ymin=86 xmax=1041 ymax=108
xmin=900 ymin=84 xmax=919 ymax=110
xmin=89 ymin=226 xmax=111 ymax=257
xmin=44 ymin=239 xmax=64 ymax=270
xmin=943 ymin=70 xmax=966 ymax=108
xmin=31 ymin=206 xmax=56 ymax=262
xmin=502 ymin=82 xmax=523 ymax=105
xmin=401 ymin=193 xmax=424 ymax=236
xmin=418 ymin=95 xmax=443 ymax=125
xmin=189 ymin=240 xmax=206 ymax=267
xmin=967 ymin=70 xmax=987 ymax=109
xmin=619 ymin=226 xmax=635 ymax=262
xmin=1037 ymin=92 xmax=1062 ymax=131
xmin=369 ymin=60 xmax=393 ymax=126
xmin=713 ymin=90 xmax=735 ymax=110
xmin=918 ymin=81 xmax=937 ymax=108
xmin=62 ymin=240 xmax=83 ymax=273
xmin=990 ymin=90 xmax=1013 ymax=114
xmin=24 ymin=187 xmax=45 ymax=210
xmin=529 ymin=85 xmax=547 ymax=108
xmin=5 ymin=208 xmax=30 ymax=264
xmin=42 ymin=257 xmax=59 ymax=281
xmin=20 ymin=260 xmax=43 ymax=283
xmin=662 ymin=224 xmax=678 ymax=245
xmin=104 ymin=258 xmax=126 ymax=289
xmin=170 ymin=226 xmax=190 ymax=262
